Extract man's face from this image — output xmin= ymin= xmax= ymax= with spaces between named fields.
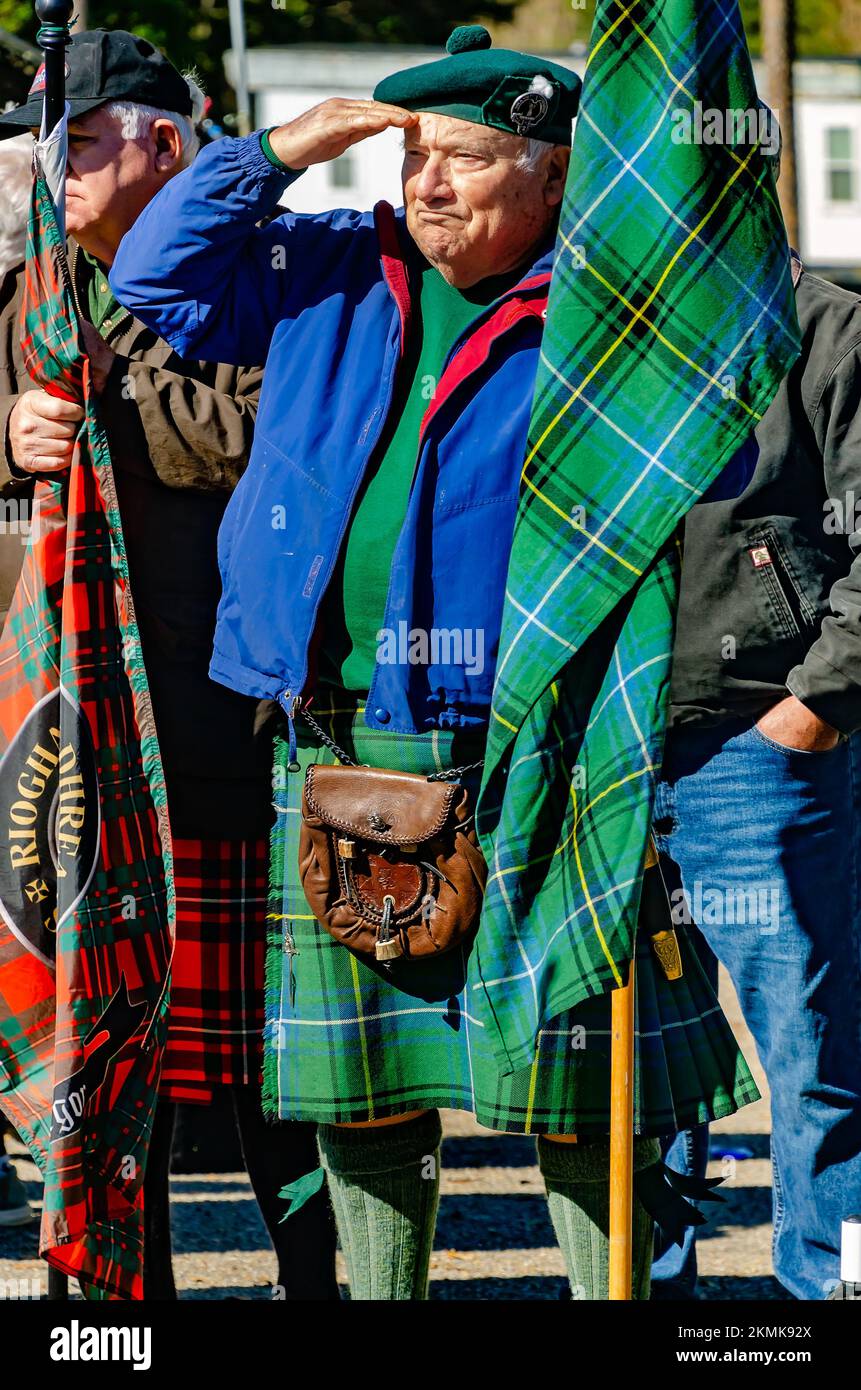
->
xmin=60 ymin=105 xmax=182 ymax=262
xmin=402 ymin=112 xmax=569 ymax=288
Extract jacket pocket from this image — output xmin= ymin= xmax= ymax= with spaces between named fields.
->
xmin=747 ymin=526 xmax=817 ymax=644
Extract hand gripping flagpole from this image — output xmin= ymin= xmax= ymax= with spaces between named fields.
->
xmin=35 ymin=0 xmax=74 ymax=1304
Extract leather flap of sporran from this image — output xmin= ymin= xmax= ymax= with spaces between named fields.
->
xmin=303 ymin=764 xmax=458 ymax=845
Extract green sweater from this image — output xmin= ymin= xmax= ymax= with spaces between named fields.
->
xmin=318 ymin=260 xmax=520 ymax=694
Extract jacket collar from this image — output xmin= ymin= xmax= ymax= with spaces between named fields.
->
xmin=374 ymin=200 xmax=554 ymax=350
xmin=67 ymin=239 xmax=137 ymax=349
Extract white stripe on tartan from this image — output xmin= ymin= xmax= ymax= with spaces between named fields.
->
xmin=502 ymin=588 xmax=577 ymax=654
xmin=494 ymin=287 xmax=767 ymax=682
xmin=492 ymin=834 xmax=540 ymax=1024
xmin=569 ymin=8 xmax=732 ymax=242
xmin=0 ymin=619 xmax=60 ymax=675
xmin=274 ymin=1004 xmax=487 ymax=1030
xmin=542 ymin=337 xmax=705 ymax=494
xmin=474 ymin=874 xmax=641 ymax=991
xmin=615 ymin=647 xmax=651 ymax=770
xmin=538 ymin=1006 xmax=723 ymax=1039
xmin=460 ymin=941 xmax=479 ymax=1114
xmin=586 ymin=653 xmax=671 ymax=733
xmin=496 ymin=141 xmax=786 ymax=687
xmin=576 ymin=8 xmax=791 ymax=339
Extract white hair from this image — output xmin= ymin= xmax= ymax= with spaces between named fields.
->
xmin=515 ymin=136 xmax=559 ymax=173
xmin=102 ymin=70 xmax=206 ymax=167
xmin=0 ymin=132 xmax=34 ymax=278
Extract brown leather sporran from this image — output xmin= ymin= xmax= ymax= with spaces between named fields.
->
xmin=299 ymin=762 xmax=487 ymax=963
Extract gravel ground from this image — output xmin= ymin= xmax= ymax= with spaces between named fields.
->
xmin=0 ymin=969 xmax=783 ymax=1301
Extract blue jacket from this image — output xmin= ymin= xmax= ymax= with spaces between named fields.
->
xmin=110 ymin=132 xmax=753 ymax=734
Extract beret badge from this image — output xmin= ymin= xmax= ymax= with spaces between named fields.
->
xmin=510 ymin=74 xmax=556 ymax=136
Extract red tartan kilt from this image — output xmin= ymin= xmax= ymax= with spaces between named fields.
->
xmin=158 ymin=838 xmax=268 ymax=1104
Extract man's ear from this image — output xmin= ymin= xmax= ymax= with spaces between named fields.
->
xmin=151 ymin=118 xmax=184 ymax=175
xmin=544 ymin=146 xmax=570 ymax=207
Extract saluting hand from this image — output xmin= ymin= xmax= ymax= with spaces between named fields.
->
xmin=266 ymin=99 xmax=419 ymax=172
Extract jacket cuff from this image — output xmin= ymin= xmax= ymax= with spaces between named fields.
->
xmin=237 ymin=128 xmax=305 ymax=186
xmin=259 ymin=127 xmax=307 ymax=177
xmin=786 ymin=652 xmax=861 ymax=735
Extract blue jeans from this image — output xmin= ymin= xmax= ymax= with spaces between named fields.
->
xmin=650 ymin=718 xmax=861 ymax=1301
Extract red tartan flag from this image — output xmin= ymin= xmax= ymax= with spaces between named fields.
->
xmin=0 ymin=163 xmax=174 ymax=1299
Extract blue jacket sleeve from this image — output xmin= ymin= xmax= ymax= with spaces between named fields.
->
xmin=109 ymin=132 xmax=366 ymax=367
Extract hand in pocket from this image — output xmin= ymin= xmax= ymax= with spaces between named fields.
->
xmin=755 ymin=695 xmax=840 ymax=753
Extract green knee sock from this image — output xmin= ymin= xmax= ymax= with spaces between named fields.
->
xmin=317 ymin=1111 xmax=442 ymax=1301
xmin=537 ymin=1135 xmax=660 ymax=1300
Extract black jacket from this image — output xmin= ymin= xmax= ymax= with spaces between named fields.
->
xmin=670 ymin=257 xmax=861 ymax=735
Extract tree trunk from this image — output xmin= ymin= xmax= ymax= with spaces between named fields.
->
xmin=761 ymin=0 xmax=799 ymax=251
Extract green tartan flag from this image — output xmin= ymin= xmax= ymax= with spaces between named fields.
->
xmin=473 ymin=0 xmax=801 ymax=1073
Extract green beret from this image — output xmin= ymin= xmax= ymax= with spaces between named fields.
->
xmin=373 ymin=24 xmax=581 ymax=148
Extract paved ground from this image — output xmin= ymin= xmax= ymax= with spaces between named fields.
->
xmin=0 ymin=969 xmax=782 ymax=1300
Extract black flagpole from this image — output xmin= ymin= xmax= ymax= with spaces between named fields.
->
xmin=35 ymin=0 xmax=74 ymax=137
xmin=35 ymin=0 xmax=74 ymax=1304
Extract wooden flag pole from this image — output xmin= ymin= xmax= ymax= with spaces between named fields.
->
xmin=608 ymin=955 xmax=635 ymax=1300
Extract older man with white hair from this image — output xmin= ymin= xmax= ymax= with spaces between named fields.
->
xmin=0 ymin=29 xmax=338 ymax=1301
xmin=109 ymin=24 xmax=757 ymax=1301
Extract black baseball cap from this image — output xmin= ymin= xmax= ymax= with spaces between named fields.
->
xmin=0 ymin=29 xmax=193 ymax=139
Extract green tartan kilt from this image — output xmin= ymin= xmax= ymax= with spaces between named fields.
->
xmin=263 ymin=698 xmax=759 ymax=1136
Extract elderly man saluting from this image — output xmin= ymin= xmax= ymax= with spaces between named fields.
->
xmin=111 ymin=26 xmax=755 ymax=1300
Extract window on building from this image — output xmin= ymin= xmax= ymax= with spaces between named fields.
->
xmin=825 ymin=127 xmax=855 ymax=203
xmin=329 ymin=154 xmax=355 ymax=189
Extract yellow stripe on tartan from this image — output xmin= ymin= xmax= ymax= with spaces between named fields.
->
xmin=586 ymin=0 xmax=639 ymax=71
xmin=519 ymin=468 xmax=643 ymax=577
xmin=569 ymin=782 xmax=623 ymax=987
xmin=267 ymin=912 xmax=317 ymax=921
xmin=491 ymin=706 xmax=519 ymax=734
xmin=523 ymin=1031 xmax=542 ymax=1134
xmin=557 ymin=764 xmax=657 ymax=858
xmin=523 ymin=125 xmax=766 ymax=534
xmin=350 ymin=952 xmax=375 ymax=1120
xmin=627 ymin=9 xmax=784 ymax=224
xmin=560 ymin=230 xmax=763 ymax=425
xmin=486 ymin=852 xmax=554 ymax=886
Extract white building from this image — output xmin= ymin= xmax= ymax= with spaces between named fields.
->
xmin=225 ymin=45 xmax=861 ymax=286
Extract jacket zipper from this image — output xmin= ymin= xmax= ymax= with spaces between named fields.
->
xmin=69 ymin=242 xmax=135 ymax=343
